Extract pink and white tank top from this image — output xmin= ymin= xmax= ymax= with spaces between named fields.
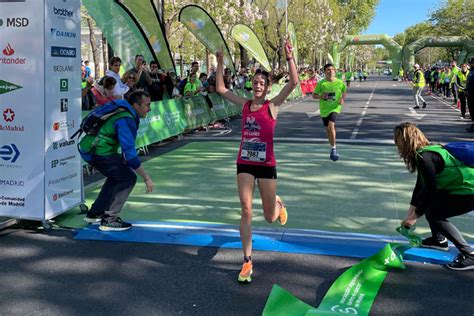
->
xmin=236 ymin=100 xmax=277 ymax=166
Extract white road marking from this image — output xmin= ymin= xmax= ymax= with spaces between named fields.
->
xmin=306 ymin=109 xmax=320 ymax=119
xmin=281 ymin=96 xmax=310 ymax=110
xmin=350 ymin=82 xmax=378 ymax=139
xmin=404 ymin=107 xmax=426 ymax=120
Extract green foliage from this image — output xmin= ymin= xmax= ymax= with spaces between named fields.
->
xmin=429 ymin=0 xmax=474 ymax=38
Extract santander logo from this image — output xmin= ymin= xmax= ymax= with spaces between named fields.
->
xmin=2 ymin=43 xmax=14 ymax=56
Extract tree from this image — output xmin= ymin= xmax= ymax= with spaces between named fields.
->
xmin=429 ymin=0 xmax=474 ymax=39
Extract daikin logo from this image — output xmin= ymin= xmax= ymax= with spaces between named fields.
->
xmin=0 ymin=79 xmax=22 ymax=94
xmin=2 ymin=43 xmax=14 ymax=56
xmin=51 ymin=28 xmax=77 ymax=39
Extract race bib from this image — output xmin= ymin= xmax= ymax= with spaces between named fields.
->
xmin=241 ymin=141 xmax=267 ymax=162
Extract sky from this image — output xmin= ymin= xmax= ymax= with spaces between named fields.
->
xmin=363 ymin=0 xmax=442 ymax=37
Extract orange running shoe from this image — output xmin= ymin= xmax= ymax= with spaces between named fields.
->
xmin=238 ymin=261 xmax=253 ymax=283
xmin=276 ymin=195 xmax=288 ymax=225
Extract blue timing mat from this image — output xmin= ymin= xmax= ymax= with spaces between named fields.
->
xmin=74 ymin=221 xmax=461 ymax=265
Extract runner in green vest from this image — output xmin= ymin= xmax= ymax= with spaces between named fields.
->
xmin=313 ymin=63 xmax=347 ymax=161
xmin=412 ymin=64 xmax=427 ymax=109
xmin=454 ymin=63 xmax=470 ymax=119
xmin=336 ymin=70 xmax=343 ymax=80
xmin=394 ymin=122 xmax=474 ymax=270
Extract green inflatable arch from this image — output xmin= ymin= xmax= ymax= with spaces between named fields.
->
xmin=330 ymin=34 xmax=403 ymax=80
xmin=403 ymin=36 xmax=474 ymax=70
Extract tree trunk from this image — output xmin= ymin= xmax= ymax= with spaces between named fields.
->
xmin=102 ymin=35 xmax=108 ymax=74
xmin=239 ymin=44 xmax=248 ymax=69
xmin=86 ymin=16 xmax=100 ymax=78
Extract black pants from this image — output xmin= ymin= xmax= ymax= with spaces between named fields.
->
xmin=421 ymin=193 xmax=474 ymax=254
xmin=468 ymin=93 xmax=474 ymax=122
xmin=89 ymin=154 xmax=137 ymax=222
xmin=459 ymin=91 xmax=467 ymax=117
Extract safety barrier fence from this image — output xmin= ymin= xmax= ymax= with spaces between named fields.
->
xmin=82 ymin=85 xmax=304 ymax=151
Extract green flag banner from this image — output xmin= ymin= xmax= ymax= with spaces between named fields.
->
xmin=288 ymin=22 xmax=298 ymax=66
xmin=83 ymin=0 xmax=153 ymax=71
xmin=179 ymin=5 xmax=236 ymax=74
xmin=231 ymin=24 xmax=271 ymax=72
xmin=119 ymin=0 xmax=175 ymax=72
xmin=262 ymin=243 xmax=406 ymax=316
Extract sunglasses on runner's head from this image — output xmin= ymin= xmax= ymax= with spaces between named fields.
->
xmin=255 ymin=69 xmax=269 ymax=77
xmin=128 ymin=76 xmax=136 ymax=80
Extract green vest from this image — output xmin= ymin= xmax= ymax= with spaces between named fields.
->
xmin=457 ymin=70 xmax=469 ymax=92
xmin=417 ymin=145 xmax=474 ymax=195
xmin=79 ymin=111 xmax=135 ymax=156
xmin=413 ymin=70 xmax=425 ymax=87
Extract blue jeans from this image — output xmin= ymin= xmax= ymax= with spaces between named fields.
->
xmin=89 ymin=154 xmax=137 ymax=222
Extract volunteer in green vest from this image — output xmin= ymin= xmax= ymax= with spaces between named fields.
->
xmin=394 ymin=122 xmax=474 ymax=271
xmin=454 ymin=63 xmax=470 ymax=119
xmin=184 ymin=73 xmax=200 ymax=96
xmin=80 ymin=91 xmax=154 ymax=231
xmin=398 ymin=68 xmax=404 ymax=82
xmin=412 ymin=64 xmax=427 ymax=109
xmin=344 ymin=69 xmax=352 ymax=88
xmin=363 ymin=70 xmax=368 ymax=81
xmin=313 ymin=63 xmax=347 ymax=161
xmin=450 ymin=60 xmax=460 ymax=105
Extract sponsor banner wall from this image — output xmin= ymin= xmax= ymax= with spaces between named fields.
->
xmin=0 ymin=0 xmax=82 ymax=220
xmin=181 ymin=96 xmax=213 ymax=130
xmin=44 ymin=0 xmax=82 ymax=219
xmin=135 ymin=99 xmax=187 ymax=148
xmin=0 ymin=0 xmax=45 ymax=219
xmin=207 ymin=93 xmax=234 ymax=120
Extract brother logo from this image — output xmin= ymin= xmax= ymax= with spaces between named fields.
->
xmin=51 ymin=46 xmax=76 ymax=58
xmin=53 ymin=7 xmax=74 ymax=18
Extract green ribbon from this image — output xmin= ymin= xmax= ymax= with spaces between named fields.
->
xmin=262 ymin=243 xmax=406 ymax=316
xmin=396 ymin=225 xmax=422 ymax=247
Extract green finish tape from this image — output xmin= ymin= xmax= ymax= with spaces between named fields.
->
xmin=262 ymin=243 xmax=406 ymax=316
xmin=396 ymin=225 xmax=422 ymax=247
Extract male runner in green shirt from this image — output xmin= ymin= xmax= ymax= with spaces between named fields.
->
xmin=313 ymin=63 xmax=347 ymax=161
